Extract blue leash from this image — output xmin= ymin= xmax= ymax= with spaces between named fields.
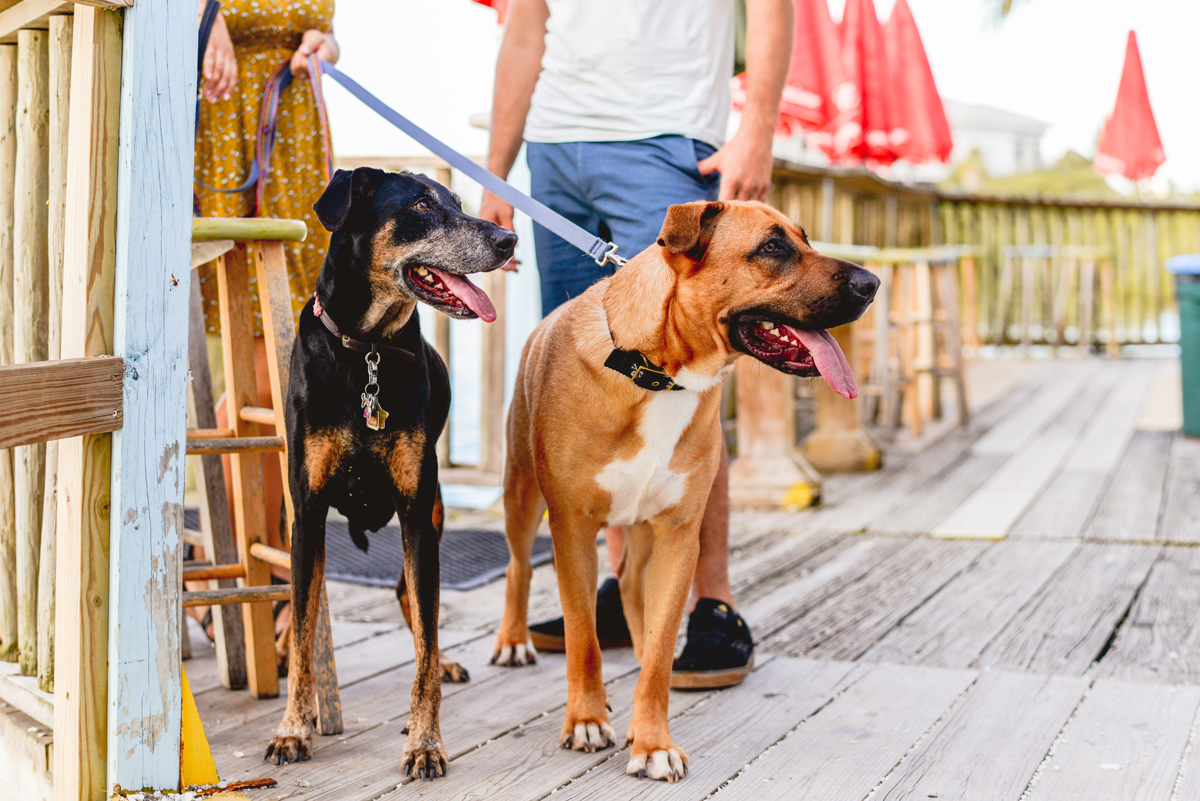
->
xmin=316 ymin=59 xmax=626 ymax=269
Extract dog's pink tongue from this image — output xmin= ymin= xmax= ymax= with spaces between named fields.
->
xmin=427 ymin=267 xmax=497 ymax=322
xmin=790 ymin=327 xmax=858 ymax=400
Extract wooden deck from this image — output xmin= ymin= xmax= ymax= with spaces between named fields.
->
xmin=184 ymin=355 xmax=1200 ymax=801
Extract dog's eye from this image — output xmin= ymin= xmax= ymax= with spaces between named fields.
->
xmin=760 ymin=241 xmax=779 ymax=254
xmin=413 ymin=200 xmax=430 ymax=212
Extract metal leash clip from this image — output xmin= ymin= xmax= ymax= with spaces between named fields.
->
xmin=360 ymin=350 xmax=389 ymax=431
xmin=595 ymin=241 xmax=627 ymax=268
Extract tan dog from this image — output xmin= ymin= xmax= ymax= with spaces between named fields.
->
xmin=493 ymin=200 xmax=878 ymax=781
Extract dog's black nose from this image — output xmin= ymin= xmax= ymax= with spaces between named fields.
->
xmin=491 ymin=228 xmax=518 ymax=258
xmin=849 ymin=268 xmax=880 ymax=302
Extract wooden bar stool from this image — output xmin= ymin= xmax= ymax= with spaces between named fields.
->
xmin=182 ymin=218 xmax=342 ymax=735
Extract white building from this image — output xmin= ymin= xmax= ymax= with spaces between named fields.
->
xmin=943 ymin=99 xmax=1048 ymax=177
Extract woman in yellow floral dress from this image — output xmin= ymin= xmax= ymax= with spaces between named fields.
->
xmin=194 ymin=0 xmax=339 ymax=648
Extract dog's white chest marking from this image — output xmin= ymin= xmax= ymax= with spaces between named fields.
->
xmin=596 ymin=390 xmax=699 ymax=527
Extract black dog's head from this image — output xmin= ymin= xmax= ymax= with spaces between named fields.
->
xmin=314 ymin=167 xmax=516 ymax=322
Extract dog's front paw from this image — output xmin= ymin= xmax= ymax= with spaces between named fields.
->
xmin=626 ymin=745 xmax=688 ymax=782
xmin=441 ymin=655 xmax=470 ymax=682
xmin=490 ymin=637 xmax=538 ymax=667
xmin=559 ymin=718 xmax=617 ymax=753
xmin=264 ymin=727 xmax=313 ymax=765
xmin=402 ymin=743 xmax=449 ymax=780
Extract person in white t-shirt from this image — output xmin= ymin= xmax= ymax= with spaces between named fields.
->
xmin=480 ymin=0 xmax=792 ymax=688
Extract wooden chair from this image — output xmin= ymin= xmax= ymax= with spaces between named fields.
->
xmin=181 ymin=218 xmax=342 ymax=735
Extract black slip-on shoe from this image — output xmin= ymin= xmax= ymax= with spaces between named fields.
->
xmin=671 ymin=598 xmax=755 ymax=689
xmin=528 ymin=577 xmax=633 ymax=652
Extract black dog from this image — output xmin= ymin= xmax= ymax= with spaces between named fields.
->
xmin=264 ymin=167 xmax=516 ymax=778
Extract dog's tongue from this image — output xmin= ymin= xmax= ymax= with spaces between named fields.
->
xmin=788 ymin=327 xmax=858 ymax=400
xmin=427 ymin=267 xmax=497 ymax=322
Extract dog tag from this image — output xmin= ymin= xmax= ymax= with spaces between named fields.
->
xmin=366 ymin=405 xmax=388 ymax=431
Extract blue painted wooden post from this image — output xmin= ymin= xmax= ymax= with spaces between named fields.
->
xmin=106 ymin=0 xmax=194 ymax=792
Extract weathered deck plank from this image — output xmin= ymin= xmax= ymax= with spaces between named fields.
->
xmin=1025 ymin=680 xmax=1200 ymax=801
xmin=868 ymin=454 xmax=1005 ymax=535
xmin=544 ymin=658 xmax=862 ymax=801
xmin=1097 ymin=545 xmax=1200 ymax=683
xmin=709 ymin=663 xmax=977 ymax=801
xmin=863 ymin=540 xmax=1077 ymax=668
xmin=976 ymin=543 xmax=1161 ymax=675
xmin=772 ymin=537 xmax=988 ymax=661
xmin=871 ymin=671 xmax=1088 ymax=801
xmin=1083 ymin=431 xmax=1173 ymax=542
xmin=968 ymin=359 xmax=1096 ymax=456
xmin=1159 ymin=434 xmax=1200 ymax=544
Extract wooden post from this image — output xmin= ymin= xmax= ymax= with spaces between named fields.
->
xmin=1102 ymin=258 xmax=1118 ymax=357
xmin=13 ymin=28 xmax=50 ymax=678
xmin=0 ymin=44 xmax=17 ymax=665
xmin=55 ymin=6 xmax=122 ymax=799
xmin=478 ymin=269 xmax=506 ymax=474
xmin=186 ymin=270 xmax=247 ymax=690
xmin=728 ymin=359 xmax=820 ymax=508
xmin=105 ymin=0 xmax=194 ymax=790
xmin=217 ymin=249 xmax=280 ymax=701
xmin=803 ymin=323 xmax=883 ymax=472
xmin=37 ymin=12 xmax=71 ymax=695
xmin=960 ymin=254 xmax=981 ymax=351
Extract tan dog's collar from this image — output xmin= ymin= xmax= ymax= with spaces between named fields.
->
xmin=603 ymin=331 xmax=685 ymax=392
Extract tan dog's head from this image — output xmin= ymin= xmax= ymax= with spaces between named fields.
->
xmin=636 ymin=200 xmax=878 ymax=399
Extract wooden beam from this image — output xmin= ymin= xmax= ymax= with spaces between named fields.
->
xmin=0 ymin=44 xmax=17 ymax=666
xmin=0 ymin=2 xmax=132 ymax=44
xmin=36 ymin=10 xmax=70 ymax=695
xmin=181 ymin=585 xmax=291 ymax=608
xmin=192 ymin=216 xmax=307 ymax=242
xmin=105 ymin=0 xmax=192 ymax=791
xmin=0 ymin=357 xmax=123 ymax=449
xmin=54 ymin=5 xmax=120 ymax=800
xmin=184 ymin=436 xmax=285 ymax=455
xmin=13 ymin=27 xmax=50 ymax=678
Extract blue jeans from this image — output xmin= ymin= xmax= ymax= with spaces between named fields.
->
xmin=527 ymin=136 xmax=720 ymax=317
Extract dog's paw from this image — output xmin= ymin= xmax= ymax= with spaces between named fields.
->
xmin=402 ymin=744 xmax=449 ymax=780
xmin=441 ymin=656 xmax=470 ymax=683
xmin=627 ymin=747 xmax=688 ymax=782
xmin=490 ymin=639 xmax=538 ymax=667
xmin=264 ymin=730 xmax=313 ymax=765
xmin=559 ymin=719 xmax=617 ymax=753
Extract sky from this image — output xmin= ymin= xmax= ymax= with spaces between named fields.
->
xmin=324 ymin=0 xmax=1200 ymax=192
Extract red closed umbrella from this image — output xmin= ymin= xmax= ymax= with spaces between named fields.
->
xmin=733 ymin=0 xmax=854 ymax=144
xmin=1094 ymin=31 xmax=1164 ymax=181
xmin=884 ymin=0 xmax=952 ymax=164
xmin=835 ymin=0 xmax=895 ymax=165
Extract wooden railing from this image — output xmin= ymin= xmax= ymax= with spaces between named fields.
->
xmin=0 ymin=2 xmax=191 ymax=798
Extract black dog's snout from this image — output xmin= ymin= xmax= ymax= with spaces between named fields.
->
xmin=491 ymin=228 xmax=518 ymax=258
xmin=848 ymin=268 xmax=880 ymax=302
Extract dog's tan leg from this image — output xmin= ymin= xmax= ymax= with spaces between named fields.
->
xmin=493 ymin=379 xmax=543 ymax=666
xmin=265 ymin=503 xmax=327 ymax=764
xmin=551 ymin=511 xmax=617 ymax=752
xmin=492 ymin=470 xmax=544 ymax=666
xmin=624 ymin=518 xmax=700 ymax=782
xmin=617 ymin=521 xmax=654 ymax=663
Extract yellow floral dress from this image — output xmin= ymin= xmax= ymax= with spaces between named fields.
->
xmin=195 ymin=0 xmax=335 ymax=334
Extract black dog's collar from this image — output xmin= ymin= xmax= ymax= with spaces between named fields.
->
xmin=313 ymin=293 xmax=415 ymax=363
xmin=604 ymin=331 xmax=684 ymax=392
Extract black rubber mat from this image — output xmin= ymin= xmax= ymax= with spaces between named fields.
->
xmin=184 ymin=508 xmax=553 ymax=591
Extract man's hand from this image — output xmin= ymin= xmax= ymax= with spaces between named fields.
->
xmin=201 ymin=11 xmax=236 ymax=103
xmin=698 ymin=129 xmax=774 ymax=202
xmin=479 ymin=190 xmax=520 ymax=271
xmin=291 ymin=30 xmax=339 ymax=77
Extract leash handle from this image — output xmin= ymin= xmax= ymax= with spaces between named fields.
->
xmin=314 ymin=59 xmax=626 ymax=269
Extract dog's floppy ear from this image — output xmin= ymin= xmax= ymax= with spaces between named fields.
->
xmin=656 ymin=201 xmax=725 ymax=256
xmin=313 ymin=167 xmax=387 ymax=232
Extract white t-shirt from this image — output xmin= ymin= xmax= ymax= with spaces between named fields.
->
xmin=524 ymin=0 xmax=735 ymax=148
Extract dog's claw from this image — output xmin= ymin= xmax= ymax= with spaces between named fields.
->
xmin=264 ymin=733 xmax=312 ymax=765
xmin=560 ymin=720 xmax=617 ymax=752
xmin=402 ymin=745 xmax=449 ymax=781
xmin=627 ymin=748 xmax=687 ymax=782
xmin=441 ymin=659 xmax=470 ymax=683
xmin=491 ymin=640 xmax=538 ymax=667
